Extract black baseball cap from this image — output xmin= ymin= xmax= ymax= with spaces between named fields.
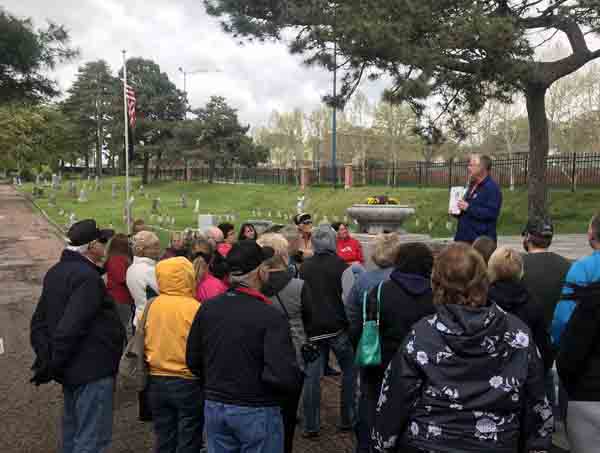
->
xmin=226 ymin=241 xmax=275 ymax=276
xmin=522 ymin=217 xmax=554 ymax=238
xmin=294 ymin=213 xmax=312 ymax=225
xmin=67 ymin=219 xmax=115 ymax=246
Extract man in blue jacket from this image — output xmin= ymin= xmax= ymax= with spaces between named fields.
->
xmin=30 ymin=219 xmax=124 ymax=453
xmin=453 ymin=154 xmax=503 ymax=243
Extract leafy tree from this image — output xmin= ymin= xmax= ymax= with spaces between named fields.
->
xmin=117 ymin=58 xmax=186 ymax=183
xmin=0 ymin=9 xmax=78 ymax=103
xmin=192 ymin=95 xmax=251 ymax=182
xmin=206 ymin=0 xmax=600 ymax=218
xmin=63 ymin=60 xmax=118 ymax=177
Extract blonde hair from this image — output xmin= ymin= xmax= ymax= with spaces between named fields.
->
xmin=488 ymin=246 xmax=523 ymax=283
xmin=191 ymin=236 xmax=213 ymax=284
xmin=372 ymin=233 xmax=402 ymax=267
xmin=132 ymin=231 xmax=161 ymax=259
xmin=432 ymin=243 xmax=489 ymax=308
xmin=279 ymin=225 xmax=301 ymax=256
xmin=257 ymin=233 xmax=289 ymax=269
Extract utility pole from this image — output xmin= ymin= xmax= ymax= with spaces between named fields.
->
xmin=331 ymin=6 xmax=338 ymax=187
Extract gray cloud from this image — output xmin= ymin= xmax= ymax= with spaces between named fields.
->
xmin=4 ymin=0 xmax=388 ymax=126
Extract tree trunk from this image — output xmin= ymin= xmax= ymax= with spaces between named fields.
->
xmin=525 ymin=85 xmax=550 ymax=220
xmin=153 ymin=151 xmax=162 ymax=180
xmin=84 ymin=152 xmax=90 ymax=178
xmin=208 ymin=159 xmax=215 ymax=184
xmin=142 ymin=153 xmax=149 ymax=185
xmin=96 ymin=99 xmax=102 ymax=178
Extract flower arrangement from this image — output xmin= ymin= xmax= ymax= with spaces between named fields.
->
xmin=365 ymin=195 xmax=399 ymax=205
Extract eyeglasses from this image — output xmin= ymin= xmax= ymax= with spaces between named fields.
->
xmin=301 ymin=220 xmax=313 ymax=225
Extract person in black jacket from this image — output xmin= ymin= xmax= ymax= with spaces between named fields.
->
xmin=373 ymin=243 xmax=552 ymax=453
xmin=487 ymin=246 xmax=555 ymax=373
xmin=186 ymin=241 xmax=302 ymax=453
xmin=557 ymin=282 xmax=600 ymax=453
xmin=30 ymin=219 xmax=125 ymax=453
xmin=299 ymin=224 xmax=354 ymax=436
xmin=351 ymin=242 xmax=436 ymax=441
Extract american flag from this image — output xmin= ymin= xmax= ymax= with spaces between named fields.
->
xmin=125 ymin=84 xmax=136 ymax=128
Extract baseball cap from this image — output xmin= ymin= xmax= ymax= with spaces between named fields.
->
xmin=67 ymin=219 xmax=114 ymax=246
xmin=294 ymin=213 xmax=312 ymax=225
xmin=226 ymin=241 xmax=275 ymax=276
xmin=522 ymin=217 xmax=554 ymax=238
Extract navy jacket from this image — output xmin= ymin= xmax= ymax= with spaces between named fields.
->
xmin=454 ymin=176 xmax=502 ymax=243
xmin=30 ymin=249 xmax=125 ymax=387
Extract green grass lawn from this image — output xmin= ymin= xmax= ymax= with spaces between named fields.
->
xmin=21 ymin=177 xmax=599 ymax=243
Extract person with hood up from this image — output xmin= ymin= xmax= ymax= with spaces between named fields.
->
xmin=144 ymin=257 xmax=203 ymax=453
xmin=352 ymin=242 xmax=436 ymax=438
xmin=300 ymin=225 xmax=354 ymax=437
xmin=487 ymin=246 xmax=554 ymax=372
xmin=373 ymin=243 xmax=552 ymax=453
xmin=258 ymin=233 xmax=315 ymax=453
xmin=332 ymin=222 xmax=364 ymax=265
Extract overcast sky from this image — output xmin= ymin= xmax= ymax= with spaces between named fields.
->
xmin=4 ymin=0 xmax=390 ymax=127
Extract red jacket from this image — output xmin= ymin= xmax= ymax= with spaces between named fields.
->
xmin=105 ymin=255 xmax=133 ymax=305
xmin=336 ymin=236 xmax=364 ymax=265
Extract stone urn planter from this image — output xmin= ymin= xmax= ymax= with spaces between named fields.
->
xmin=347 ymin=204 xmax=415 ymax=234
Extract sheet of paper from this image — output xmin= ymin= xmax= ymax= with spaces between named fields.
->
xmin=0 ymin=338 xmax=4 ymax=355
xmin=449 ymin=186 xmax=466 ymax=215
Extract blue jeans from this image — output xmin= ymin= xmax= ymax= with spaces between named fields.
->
xmin=62 ymin=376 xmax=115 ymax=453
xmin=148 ymin=376 xmax=205 ymax=453
xmin=303 ymin=332 xmax=355 ymax=433
xmin=204 ymin=400 xmax=283 ymax=453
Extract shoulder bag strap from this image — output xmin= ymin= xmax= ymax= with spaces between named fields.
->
xmin=139 ymin=297 xmax=155 ymax=330
xmin=275 ymin=293 xmax=291 ymax=321
xmin=376 ymin=281 xmax=383 ymax=325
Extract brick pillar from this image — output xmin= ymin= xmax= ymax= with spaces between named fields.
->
xmin=300 ymin=167 xmax=310 ymax=190
xmin=344 ymin=163 xmax=353 ymax=190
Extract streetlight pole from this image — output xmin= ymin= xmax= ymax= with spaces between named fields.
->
xmin=331 ymin=6 xmax=338 ymax=187
xmin=178 ymin=66 xmax=221 ymax=119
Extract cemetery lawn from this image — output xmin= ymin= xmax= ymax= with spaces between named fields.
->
xmin=21 ymin=177 xmax=599 ymax=244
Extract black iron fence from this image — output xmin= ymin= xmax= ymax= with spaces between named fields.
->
xmin=146 ymin=152 xmax=600 ymax=191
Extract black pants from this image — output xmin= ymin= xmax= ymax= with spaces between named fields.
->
xmin=281 ymin=385 xmax=303 ymax=453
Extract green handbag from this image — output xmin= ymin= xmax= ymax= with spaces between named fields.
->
xmin=355 ymin=282 xmax=382 ymax=367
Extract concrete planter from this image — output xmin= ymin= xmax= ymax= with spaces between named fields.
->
xmin=347 ymin=204 xmax=415 ymax=234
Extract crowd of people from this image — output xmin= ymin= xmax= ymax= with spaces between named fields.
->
xmin=28 ymin=154 xmax=600 ymax=453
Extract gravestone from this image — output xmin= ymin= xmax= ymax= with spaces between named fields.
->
xmin=51 ymin=174 xmax=60 ymax=190
xmin=152 ymin=198 xmax=160 ymax=214
xmin=296 ymin=195 xmax=306 ymax=214
xmin=48 ymin=192 xmax=56 ymax=206
xmin=111 ymin=183 xmax=118 ymax=200
xmin=35 ymin=174 xmax=41 ymax=186
xmin=139 ymin=185 xmax=144 ymax=194
xmin=180 ymin=194 xmax=187 ymax=208
xmin=78 ymin=188 xmax=88 ymax=203
xmin=58 ymin=208 xmax=65 ymax=216
xmin=198 ymin=214 xmax=217 ymax=232
xmin=69 ymin=181 xmax=77 ymax=197
xmin=194 ymin=200 xmax=200 ymax=214
xmin=94 ymin=176 xmax=101 ymax=192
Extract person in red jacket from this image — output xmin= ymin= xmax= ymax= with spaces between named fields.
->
xmin=105 ymin=233 xmax=134 ymax=336
xmin=332 ymin=222 xmax=364 ymax=265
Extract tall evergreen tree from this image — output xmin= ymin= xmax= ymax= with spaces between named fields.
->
xmin=206 ymin=0 xmax=600 ymax=217
xmin=0 ymin=9 xmax=77 ymax=103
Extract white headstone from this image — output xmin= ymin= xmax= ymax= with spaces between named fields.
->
xmin=194 ymin=200 xmax=200 ymax=213
xmin=69 ymin=181 xmax=77 ymax=197
xmin=198 ymin=214 xmax=217 ymax=232
xmin=78 ymin=188 xmax=87 ymax=203
xmin=111 ymin=183 xmax=117 ymax=199
xmin=296 ymin=195 xmax=306 ymax=214
xmin=51 ymin=174 xmax=59 ymax=189
xmin=35 ymin=174 xmax=41 ymax=186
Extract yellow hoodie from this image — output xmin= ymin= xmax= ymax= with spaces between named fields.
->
xmin=144 ymin=257 xmax=200 ymax=379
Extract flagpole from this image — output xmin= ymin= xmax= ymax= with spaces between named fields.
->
xmin=122 ymin=50 xmax=131 ymax=235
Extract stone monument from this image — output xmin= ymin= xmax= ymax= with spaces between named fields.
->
xmin=78 ymin=187 xmax=88 ymax=203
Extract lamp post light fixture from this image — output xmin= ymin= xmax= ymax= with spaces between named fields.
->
xmin=178 ymin=66 xmax=222 ymax=117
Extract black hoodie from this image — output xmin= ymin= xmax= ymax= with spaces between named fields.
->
xmin=488 ymin=280 xmax=554 ymax=372
xmin=373 ymin=302 xmax=553 ymax=453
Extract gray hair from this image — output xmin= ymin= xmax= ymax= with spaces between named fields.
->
xmin=66 ymin=243 xmax=89 ymax=254
xmin=229 ymin=270 xmax=257 ymax=287
xmin=312 ymin=224 xmax=337 ymax=254
xmin=372 ymin=233 xmax=402 ymax=268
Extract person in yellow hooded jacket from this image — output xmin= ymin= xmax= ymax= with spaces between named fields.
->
xmin=144 ymin=257 xmax=203 ymax=453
